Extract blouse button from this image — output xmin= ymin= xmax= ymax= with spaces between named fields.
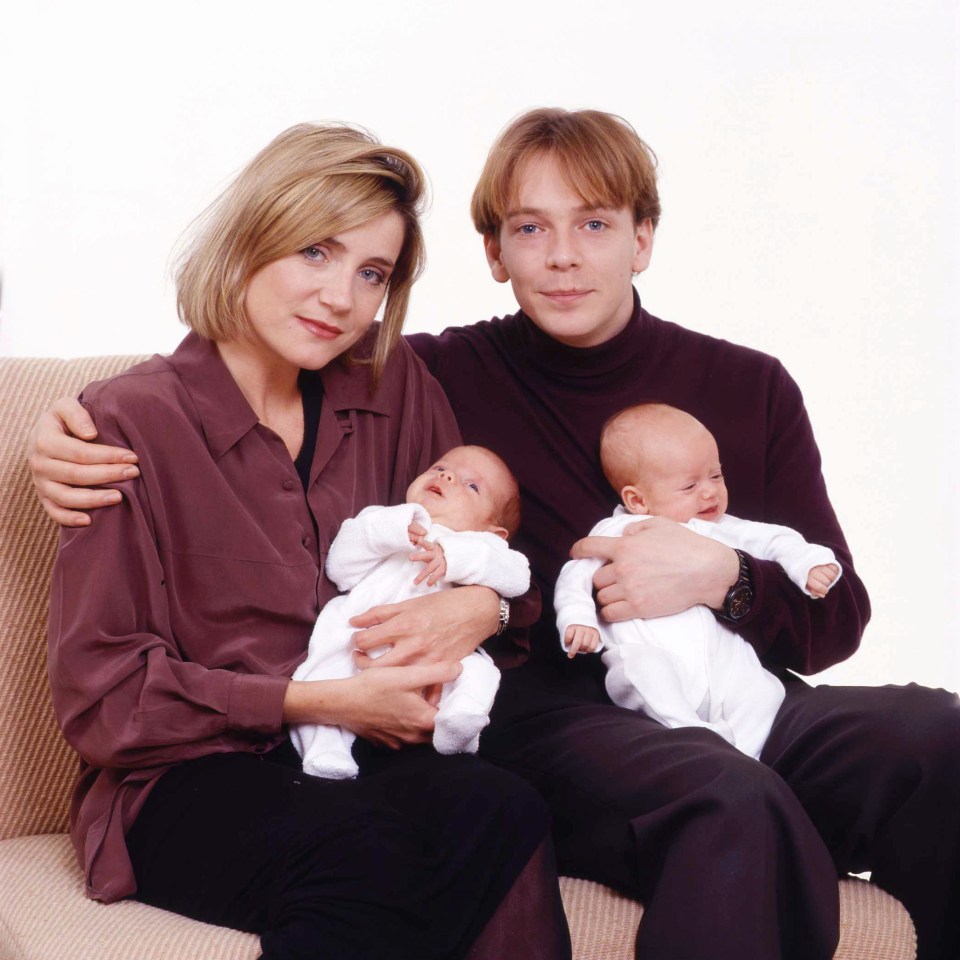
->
xmin=282 ymin=479 xmax=296 ymax=491
xmin=302 ymin=535 xmax=312 ymax=548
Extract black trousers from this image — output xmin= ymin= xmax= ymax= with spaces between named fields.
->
xmin=126 ymin=740 xmax=551 ymax=960
xmin=481 ymin=659 xmax=960 ymax=960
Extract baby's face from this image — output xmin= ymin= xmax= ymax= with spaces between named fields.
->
xmin=406 ymin=446 xmax=510 ymax=535
xmin=627 ymin=427 xmax=728 ymax=524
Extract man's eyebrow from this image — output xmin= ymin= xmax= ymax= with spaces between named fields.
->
xmin=504 ymin=203 xmax=611 ymax=219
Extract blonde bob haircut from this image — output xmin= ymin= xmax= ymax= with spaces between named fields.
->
xmin=470 ymin=108 xmax=661 ymax=238
xmin=176 ymin=122 xmax=427 ymax=383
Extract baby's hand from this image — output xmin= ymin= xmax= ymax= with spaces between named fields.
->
xmin=408 ymin=521 xmax=428 ymax=546
xmin=564 ymin=624 xmax=601 ymax=658
xmin=807 ymin=563 xmax=840 ymax=598
xmin=410 ymin=540 xmax=447 ymax=587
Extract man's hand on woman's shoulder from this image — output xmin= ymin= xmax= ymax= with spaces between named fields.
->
xmin=27 ymin=396 xmax=139 ymax=526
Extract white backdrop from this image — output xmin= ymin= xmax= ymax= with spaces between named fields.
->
xmin=1 ymin=0 xmax=957 ymax=691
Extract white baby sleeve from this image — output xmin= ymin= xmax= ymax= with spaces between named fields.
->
xmin=326 ymin=503 xmax=431 ymax=591
xmin=708 ymin=515 xmax=842 ymax=597
xmin=554 ymin=556 xmax=605 ymax=654
xmin=433 ymin=530 xmax=531 ymax=597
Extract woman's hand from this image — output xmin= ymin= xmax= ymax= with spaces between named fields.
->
xmin=27 ymin=397 xmax=140 ymax=526
xmin=570 ymin=516 xmax=741 ymax=621
xmin=349 ymin=586 xmax=499 ymax=669
xmin=283 ymin=662 xmax=462 ymax=749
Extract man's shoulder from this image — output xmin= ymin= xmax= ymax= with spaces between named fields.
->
xmin=405 ymin=312 xmax=520 ymax=366
xmin=646 ymin=308 xmax=785 ymax=375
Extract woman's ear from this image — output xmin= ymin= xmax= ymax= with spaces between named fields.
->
xmin=621 ymin=485 xmax=648 ymax=515
xmin=483 ymin=234 xmax=510 ymax=284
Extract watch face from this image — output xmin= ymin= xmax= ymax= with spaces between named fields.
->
xmin=726 ymin=585 xmax=754 ymax=621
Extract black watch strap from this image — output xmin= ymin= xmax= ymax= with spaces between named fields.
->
xmin=717 ymin=549 xmax=754 ymax=624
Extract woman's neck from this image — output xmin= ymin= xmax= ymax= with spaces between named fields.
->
xmin=217 ymin=339 xmax=305 ymax=459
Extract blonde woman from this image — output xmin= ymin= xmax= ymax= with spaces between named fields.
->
xmin=45 ymin=124 xmax=570 ymax=960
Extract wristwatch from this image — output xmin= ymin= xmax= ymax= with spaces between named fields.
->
xmin=718 ymin=550 xmax=754 ymax=623
xmin=495 ymin=597 xmax=510 ymax=635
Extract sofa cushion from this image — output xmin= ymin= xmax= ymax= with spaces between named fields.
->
xmin=0 ymin=834 xmax=916 ymax=960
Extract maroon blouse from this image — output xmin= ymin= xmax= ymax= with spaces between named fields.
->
xmin=47 ymin=331 xmax=461 ymax=901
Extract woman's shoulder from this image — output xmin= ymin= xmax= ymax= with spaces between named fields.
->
xmin=78 ymin=352 xmax=203 ymax=445
xmin=80 ymin=354 xmax=181 ymax=411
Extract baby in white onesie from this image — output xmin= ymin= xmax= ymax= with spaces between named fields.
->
xmin=291 ymin=445 xmax=529 ymax=779
xmin=555 ymin=403 xmax=841 ymax=759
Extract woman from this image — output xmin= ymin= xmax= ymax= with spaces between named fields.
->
xmin=46 ymin=123 xmax=570 ymax=960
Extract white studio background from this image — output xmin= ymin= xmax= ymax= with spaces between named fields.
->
xmin=1 ymin=0 xmax=957 ymax=693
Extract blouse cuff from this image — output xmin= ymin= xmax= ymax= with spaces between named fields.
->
xmin=227 ymin=672 xmax=290 ymax=733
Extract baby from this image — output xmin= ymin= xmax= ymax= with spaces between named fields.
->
xmin=291 ymin=445 xmax=529 ymax=779
xmin=555 ymin=403 xmax=841 ymax=759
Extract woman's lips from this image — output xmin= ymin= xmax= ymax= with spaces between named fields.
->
xmin=297 ymin=316 xmax=342 ymax=339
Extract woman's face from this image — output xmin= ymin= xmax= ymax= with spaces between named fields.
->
xmin=241 ymin=209 xmax=406 ymax=372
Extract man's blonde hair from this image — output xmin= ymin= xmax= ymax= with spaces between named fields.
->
xmin=176 ymin=123 xmax=427 ymax=383
xmin=470 ymin=107 xmax=661 ymax=238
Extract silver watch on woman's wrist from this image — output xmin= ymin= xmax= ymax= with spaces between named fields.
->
xmin=495 ymin=597 xmax=510 ymax=635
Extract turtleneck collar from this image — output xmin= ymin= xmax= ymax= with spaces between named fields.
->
xmin=511 ymin=289 xmax=655 ymax=382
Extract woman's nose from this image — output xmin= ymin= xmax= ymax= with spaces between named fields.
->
xmin=317 ymin=266 xmax=353 ymax=313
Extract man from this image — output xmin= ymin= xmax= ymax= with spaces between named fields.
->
xmin=29 ymin=108 xmax=960 ymax=960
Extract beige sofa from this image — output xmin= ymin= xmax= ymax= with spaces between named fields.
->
xmin=0 ymin=354 xmax=917 ymax=960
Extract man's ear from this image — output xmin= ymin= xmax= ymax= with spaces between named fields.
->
xmin=483 ymin=233 xmax=510 ymax=284
xmin=632 ymin=218 xmax=655 ymax=276
xmin=621 ymin=485 xmax=648 ymax=515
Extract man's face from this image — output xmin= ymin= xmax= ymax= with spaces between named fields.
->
xmin=483 ymin=153 xmax=653 ymax=348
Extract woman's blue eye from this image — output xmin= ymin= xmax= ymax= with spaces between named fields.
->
xmin=302 ymin=246 xmax=326 ymax=261
xmin=359 ymin=268 xmax=385 ymax=285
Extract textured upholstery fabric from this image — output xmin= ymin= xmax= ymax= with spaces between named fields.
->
xmin=0 ymin=354 xmax=917 ymax=960
xmin=0 ymin=355 xmax=147 ymax=840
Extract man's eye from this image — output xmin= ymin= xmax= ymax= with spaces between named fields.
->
xmin=585 ymin=220 xmax=605 ymax=231
xmin=518 ymin=223 xmax=540 ymax=235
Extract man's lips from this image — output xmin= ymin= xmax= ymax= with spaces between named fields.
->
xmin=541 ymin=289 xmax=590 ymax=304
xmin=297 ymin=316 xmax=343 ymax=339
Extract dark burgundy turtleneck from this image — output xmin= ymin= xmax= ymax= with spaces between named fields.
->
xmin=407 ymin=294 xmax=869 ymax=675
